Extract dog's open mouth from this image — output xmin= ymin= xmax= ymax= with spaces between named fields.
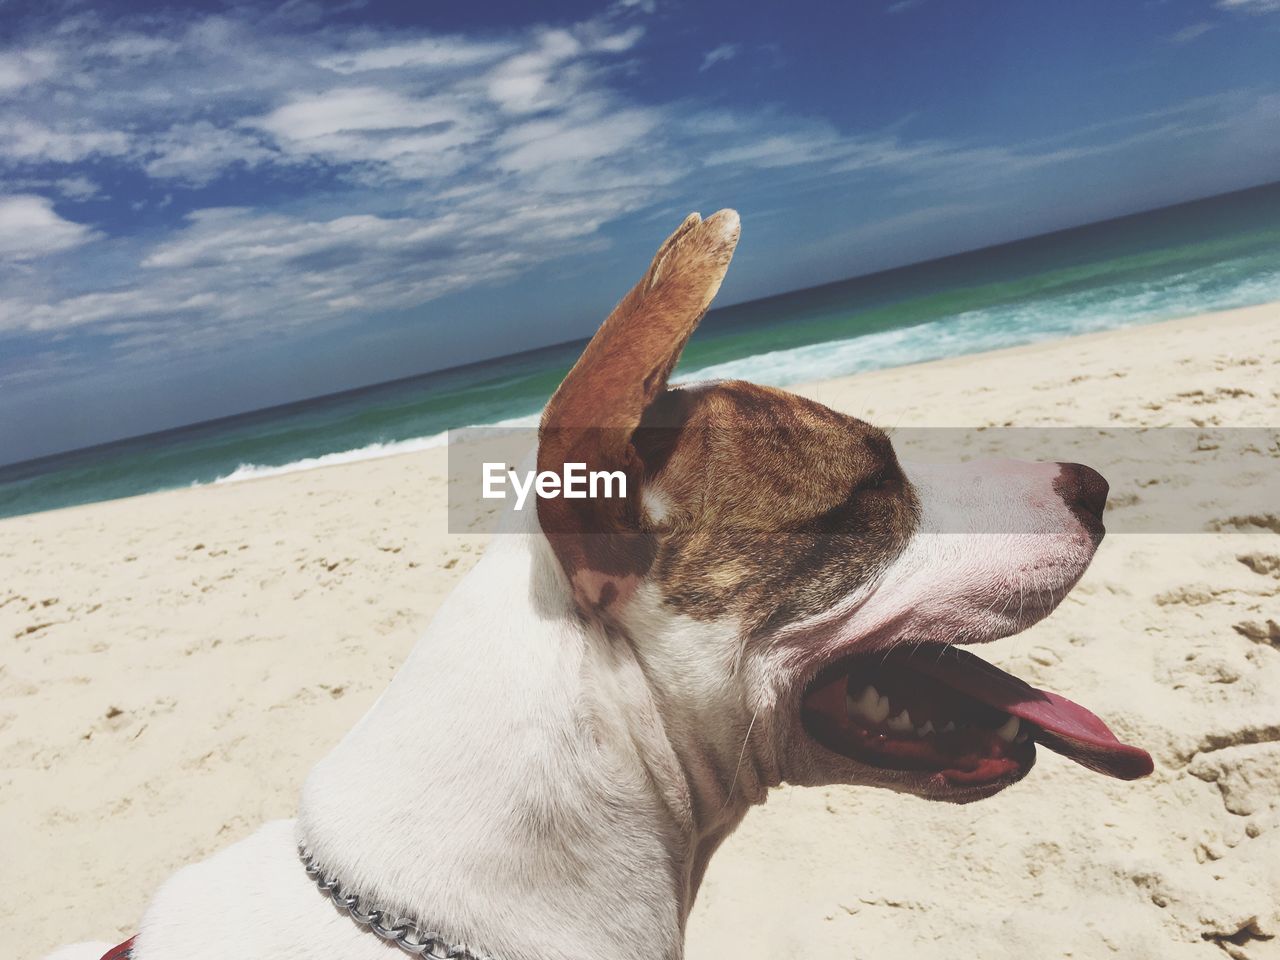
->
xmin=801 ymin=644 xmax=1153 ymax=790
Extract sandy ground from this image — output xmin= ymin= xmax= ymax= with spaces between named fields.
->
xmin=4 ymin=302 xmax=1279 ymax=960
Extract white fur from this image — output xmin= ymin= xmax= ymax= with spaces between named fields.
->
xmin=117 ymin=507 xmax=721 ymax=960
xmin=818 ymin=458 xmax=1097 ymax=653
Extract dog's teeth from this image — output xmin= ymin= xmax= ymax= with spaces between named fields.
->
xmin=996 ymin=716 xmax=1020 ymax=743
xmin=856 ymin=685 xmax=881 ymax=716
xmin=941 ymin=721 xmax=957 ymax=734
xmin=886 ymin=709 xmax=913 ymax=733
xmin=916 ymin=720 xmax=934 ymax=737
xmin=870 ymin=693 xmax=891 ymax=724
xmin=845 ymin=685 xmax=882 ymax=723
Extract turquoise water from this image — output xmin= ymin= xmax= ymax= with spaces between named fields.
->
xmin=2 ymin=182 xmax=1278 ymax=520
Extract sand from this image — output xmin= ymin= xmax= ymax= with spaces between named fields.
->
xmin=4 ymin=302 xmax=1279 ymax=960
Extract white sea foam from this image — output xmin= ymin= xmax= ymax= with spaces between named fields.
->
xmin=209 ymin=413 xmax=541 ymax=485
xmin=676 ymin=263 xmax=1280 ymax=389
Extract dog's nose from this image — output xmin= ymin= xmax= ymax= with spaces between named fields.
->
xmin=1056 ymin=462 xmax=1109 ymax=520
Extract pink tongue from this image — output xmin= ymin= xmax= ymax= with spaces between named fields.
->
xmin=906 ymin=646 xmax=1154 ymax=780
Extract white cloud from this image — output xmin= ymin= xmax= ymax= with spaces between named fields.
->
xmin=250 ymin=87 xmax=482 ymax=179
xmin=0 ymin=48 xmax=59 ymax=93
xmin=140 ymin=207 xmax=453 ymax=271
xmin=705 ymin=125 xmax=849 ymax=168
xmin=0 ymin=118 xmax=131 ymax=164
xmin=0 ymin=167 xmax=649 ymax=341
xmin=0 ymin=195 xmax=97 ymax=260
xmin=54 ymin=176 xmax=100 ymax=200
xmin=0 ymin=8 xmax=674 ymax=359
xmin=1216 ymin=0 xmax=1280 ymax=11
xmin=3 ymin=175 xmax=102 ymax=201
xmin=90 ymin=34 xmax=181 ymax=62
xmin=496 ymin=107 xmax=660 ymax=173
xmin=585 ymin=25 xmax=646 ymax=53
xmin=1166 ymin=22 xmax=1215 ymax=44
xmin=699 ymin=43 xmax=740 ymax=72
xmin=485 ymin=29 xmax=584 ymax=114
xmin=316 ymin=36 xmax=514 ymax=73
xmin=253 ymin=86 xmax=462 ymax=140
xmin=0 ymin=10 xmax=648 ymax=188
xmin=144 ymin=122 xmax=274 ymax=185
xmin=483 ymin=24 xmax=641 ymax=114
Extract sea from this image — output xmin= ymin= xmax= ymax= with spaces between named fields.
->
xmin=2 ymin=181 xmax=1278 ymax=520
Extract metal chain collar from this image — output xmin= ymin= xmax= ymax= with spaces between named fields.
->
xmin=299 ymin=844 xmax=498 ymax=960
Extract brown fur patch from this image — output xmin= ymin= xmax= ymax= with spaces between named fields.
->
xmin=636 ymin=382 xmax=918 ymax=634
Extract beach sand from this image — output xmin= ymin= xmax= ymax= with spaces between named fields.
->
xmin=5 ymin=302 xmax=1279 ymax=960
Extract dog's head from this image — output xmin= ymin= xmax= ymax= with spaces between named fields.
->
xmin=537 ymin=211 xmax=1151 ymax=810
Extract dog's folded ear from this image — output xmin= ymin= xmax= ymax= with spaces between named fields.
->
xmin=538 ymin=209 xmax=740 ymax=612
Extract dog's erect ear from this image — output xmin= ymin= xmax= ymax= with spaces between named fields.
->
xmin=538 ymin=209 xmax=740 ymax=613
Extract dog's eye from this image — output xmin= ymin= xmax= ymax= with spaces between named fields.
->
xmin=861 ymin=467 xmax=894 ymax=492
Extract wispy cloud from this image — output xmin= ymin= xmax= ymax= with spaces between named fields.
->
xmin=886 ymin=0 xmax=926 ymax=14
xmin=0 ymin=7 xmax=668 ymax=360
xmin=0 ymin=195 xmax=98 ymax=260
xmin=316 ymin=35 xmax=515 ymax=73
xmin=699 ymin=43 xmax=740 ymax=72
xmin=0 ymin=118 xmax=131 ymax=164
xmin=700 ymin=88 xmax=1277 ymax=200
xmin=143 ymin=122 xmax=274 ymax=185
xmin=4 ymin=175 xmax=102 ymax=201
xmin=54 ymin=176 xmax=101 ymax=201
xmin=0 ymin=48 xmax=59 ymax=93
xmin=1216 ymin=0 xmax=1280 ymax=11
xmin=1166 ymin=22 xmax=1216 ymax=44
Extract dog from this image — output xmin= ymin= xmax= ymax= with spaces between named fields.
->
xmin=49 ymin=210 xmax=1151 ymax=960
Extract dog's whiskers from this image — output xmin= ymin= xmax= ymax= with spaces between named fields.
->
xmin=722 ymin=707 xmax=760 ymax=812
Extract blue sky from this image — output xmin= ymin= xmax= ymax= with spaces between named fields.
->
xmin=1 ymin=0 xmax=1278 ymax=462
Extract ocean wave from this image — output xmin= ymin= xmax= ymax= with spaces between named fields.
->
xmin=678 ymin=261 xmax=1280 ymax=389
xmin=209 ymin=413 xmax=542 ymax=485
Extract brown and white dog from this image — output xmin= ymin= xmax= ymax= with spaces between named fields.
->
xmin=50 ymin=210 xmax=1151 ymax=960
